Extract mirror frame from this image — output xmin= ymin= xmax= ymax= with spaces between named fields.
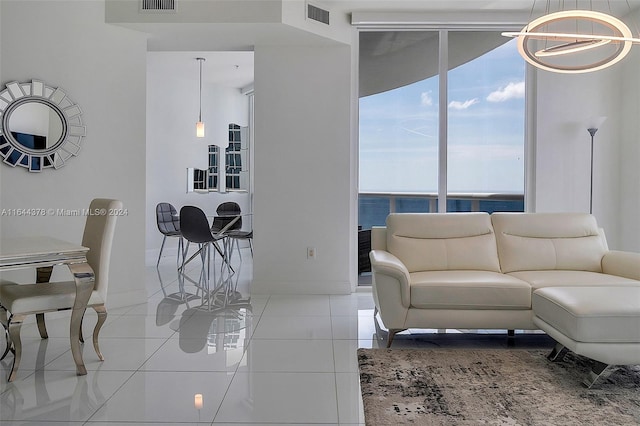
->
xmin=0 ymin=79 xmax=86 ymax=172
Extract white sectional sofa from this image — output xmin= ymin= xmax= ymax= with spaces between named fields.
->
xmin=369 ymin=212 xmax=640 ymax=349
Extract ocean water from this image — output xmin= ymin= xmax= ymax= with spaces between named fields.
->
xmin=358 ymin=196 xmax=524 ymax=230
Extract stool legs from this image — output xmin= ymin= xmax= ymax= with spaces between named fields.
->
xmin=157 ymin=235 xmax=168 ymax=267
xmin=158 ymin=235 xmax=186 ymax=268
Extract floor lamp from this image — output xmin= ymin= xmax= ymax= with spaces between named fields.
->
xmin=587 ymin=116 xmax=607 ymax=214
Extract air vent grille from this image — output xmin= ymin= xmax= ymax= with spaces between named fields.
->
xmin=307 ymin=3 xmax=330 ymax=25
xmin=141 ymin=0 xmax=175 ymax=11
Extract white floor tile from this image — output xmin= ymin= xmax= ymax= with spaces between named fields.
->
xmin=261 ymin=294 xmax=331 ymax=316
xmin=336 ymin=372 xmax=365 ymax=425
xmin=331 ymin=314 xmax=378 ymax=340
xmin=244 ymin=295 xmax=269 ymax=317
xmin=333 ymin=340 xmax=361 ymax=373
xmin=237 ymin=339 xmax=335 ymax=372
xmin=141 ymin=336 xmax=247 ymax=372
xmin=252 ymin=315 xmax=333 ymax=340
xmin=0 ymin=369 xmax=133 ymax=422
xmin=88 ymin=371 xmax=232 ymax=423
xmin=13 ymin=313 xmax=117 ymax=340
xmin=213 ymin=424 xmax=339 ymax=426
xmin=0 ymin=259 xmax=553 ymax=425
xmin=97 ymin=315 xmax=177 ymax=339
xmin=124 ymin=296 xmax=196 ymax=318
xmin=177 ymin=308 xmax=255 ymax=339
xmin=44 ymin=337 xmax=166 ymax=371
xmin=0 ymin=337 xmax=72 ymax=384
xmin=0 ymin=422 xmax=85 ymax=426
xmin=329 ymin=293 xmax=375 ymax=316
xmin=214 ymin=372 xmax=338 ymax=423
xmin=88 ymin=423 xmax=210 ymax=426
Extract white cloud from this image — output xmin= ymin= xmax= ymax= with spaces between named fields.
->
xmin=421 ymin=91 xmax=433 ymax=106
xmin=448 ymin=98 xmax=479 ymax=110
xmin=487 ymin=81 xmax=525 ymax=102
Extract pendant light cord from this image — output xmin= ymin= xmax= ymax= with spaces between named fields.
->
xmin=198 ymin=58 xmax=203 ymax=122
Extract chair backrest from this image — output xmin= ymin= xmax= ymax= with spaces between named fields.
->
xmin=156 ymin=202 xmax=180 ymax=235
xmin=212 ymin=201 xmax=242 ymax=232
xmin=180 ymin=206 xmax=215 ymax=244
xmin=81 ymin=198 xmax=123 ymax=303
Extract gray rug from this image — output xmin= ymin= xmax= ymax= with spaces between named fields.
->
xmin=358 ymin=348 xmax=640 ymax=425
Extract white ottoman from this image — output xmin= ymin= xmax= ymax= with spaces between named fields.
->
xmin=532 ymin=286 xmax=640 ymax=387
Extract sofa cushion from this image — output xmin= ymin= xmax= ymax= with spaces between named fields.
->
xmin=533 ymin=287 xmax=640 ymax=343
xmin=386 ymin=213 xmax=501 ymax=273
xmin=509 ymin=270 xmax=640 ymax=291
xmin=492 ymin=213 xmax=607 ymax=273
xmin=410 ymin=270 xmax=531 ymax=310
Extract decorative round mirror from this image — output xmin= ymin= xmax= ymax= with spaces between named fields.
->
xmin=0 ymin=80 xmax=85 ymax=172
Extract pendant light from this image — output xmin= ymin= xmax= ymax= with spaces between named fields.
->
xmin=503 ymin=2 xmax=640 ymax=73
xmin=196 ymin=57 xmax=205 ymax=137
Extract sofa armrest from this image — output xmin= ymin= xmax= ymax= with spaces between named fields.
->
xmin=370 ymin=250 xmax=411 ymax=308
xmin=602 ymin=250 xmax=640 ymax=281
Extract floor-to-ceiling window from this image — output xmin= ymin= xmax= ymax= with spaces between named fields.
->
xmin=358 ymin=29 xmax=526 ymax=280
xmin=359 ymin=31 xmax=525 ymax=229
xmin=446 ymin=33 xmax=525 ymax=213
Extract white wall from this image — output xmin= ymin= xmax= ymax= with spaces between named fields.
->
xmin=146 ymin=53 xmax=250 ymax=264
xmin=534 ymin=64 xmax=622 ymax=247
xmin=281 ymin=0 xmax=353 ymax=45
xmin=0 ymin=0 xmax=148 ymax=308
xmin=534 ymin=15 xmax=640 ymax=251
xmin=253 ymin=44 xmax=353 ymax=294
xmin=619 ymin=8 xmax=640 ymax=252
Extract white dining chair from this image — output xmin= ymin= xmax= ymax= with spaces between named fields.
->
xmin=0 ymin=198 xmax=122 ymax=382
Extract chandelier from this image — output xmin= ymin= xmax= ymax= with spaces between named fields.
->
xmin=503 ymin=2 xmax=640 ymax=73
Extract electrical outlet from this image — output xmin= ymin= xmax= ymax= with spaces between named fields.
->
xmin=307 ymin=247 xmax=316 ymax=259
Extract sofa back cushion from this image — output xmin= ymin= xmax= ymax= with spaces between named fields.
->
xmin=386 ymin=213 xmax=501 ymax=273
xmin=491 ymin=213 xmax=607 ymax=273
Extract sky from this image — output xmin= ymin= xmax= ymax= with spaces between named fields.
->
xmin=359 ymin=38 xmax=526 ymax=194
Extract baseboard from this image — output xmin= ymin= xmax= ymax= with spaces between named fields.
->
xmin=250 ymin=279 xmax=352 ymax=294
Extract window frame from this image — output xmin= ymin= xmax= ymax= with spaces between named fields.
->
xmin=356 ymin=25 xmax=535 ymax=213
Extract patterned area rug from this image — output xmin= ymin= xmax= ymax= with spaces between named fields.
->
xmin=358 ymin=348 xmax=640 ymax=425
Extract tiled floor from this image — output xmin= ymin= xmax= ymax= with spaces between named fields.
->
xmin=0 ymin=249 xmax=554 ymax=425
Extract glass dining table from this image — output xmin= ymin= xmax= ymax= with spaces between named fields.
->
xmin=0 ymin=236 xmax=94 ymax=381
xmin=176 ymin=211 xmax=251 ymax=311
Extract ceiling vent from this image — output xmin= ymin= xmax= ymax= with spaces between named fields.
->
xmin=141 ymin=0 xmax=176 ymax=12
xmin=307 ymin=2 xmax=330 ymax=25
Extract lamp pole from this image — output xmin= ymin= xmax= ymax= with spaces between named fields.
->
xmin=585 ymin=116 xmax=606 ymax=215
xmin=587 ymin=127 xmax=598 ymax=215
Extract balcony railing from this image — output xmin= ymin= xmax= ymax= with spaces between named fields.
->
xmin=357 ymin=191 xmax=524 ymax=281
xmin=358 ymin=191 xmax=524 ymax=230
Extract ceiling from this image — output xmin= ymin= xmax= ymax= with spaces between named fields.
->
xmin=138 ymin=1 xmax=640 ymax=52
xmin=138 ymin=0 xmax=640 ymax=88
xmin=328 ymin=0 xmax=640 ymax=15
xmin=148 ymin=51 xmax=254 ymax=89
